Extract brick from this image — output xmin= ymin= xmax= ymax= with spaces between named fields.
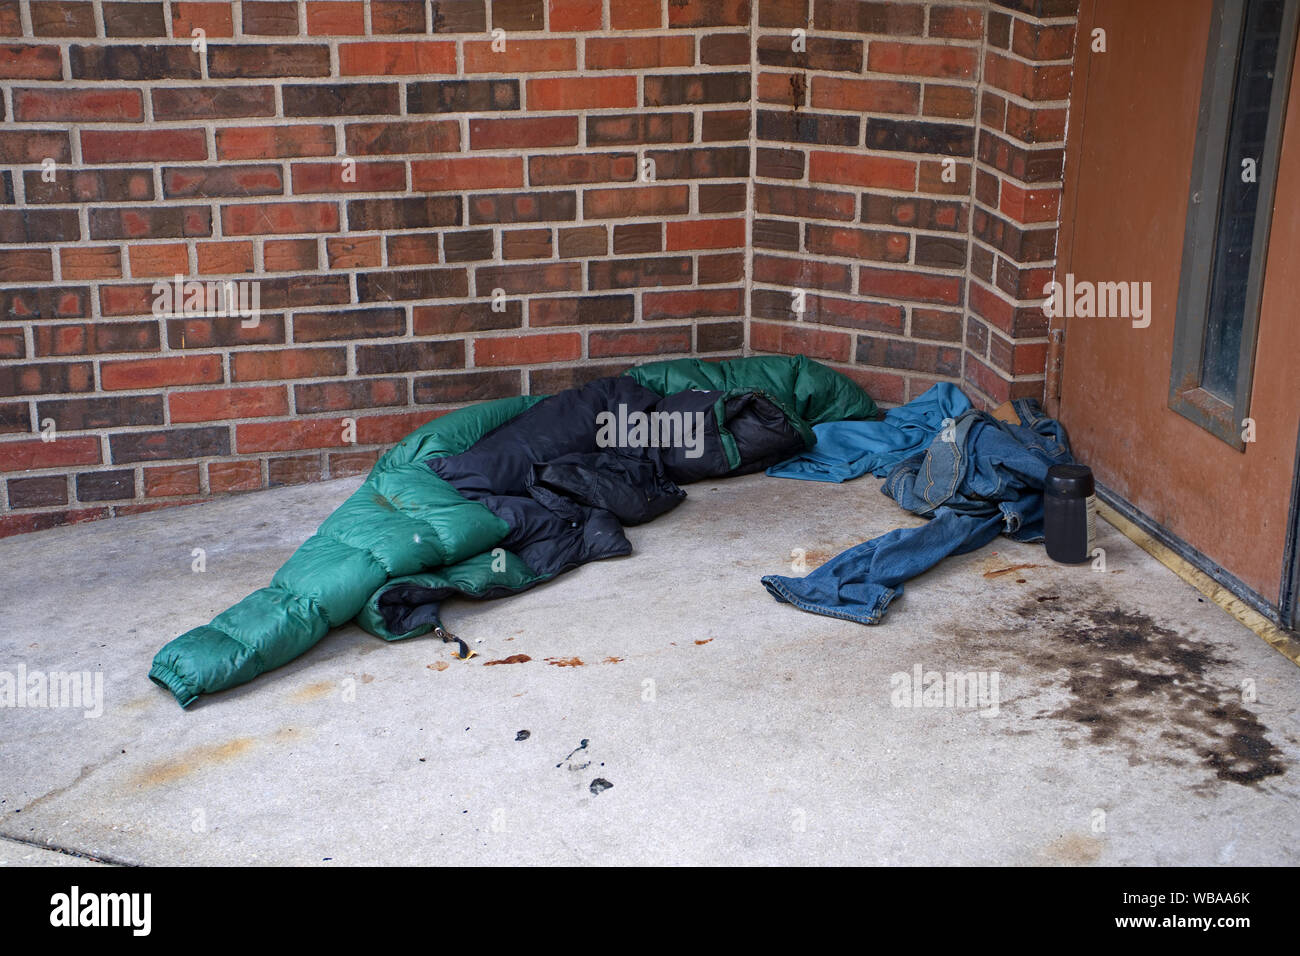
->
xmin=757 ymin=110 xmax=859 ymax=146
xmin=611 ymin=0 xmax=660 ymax=29
xmin=750 ymin=321 xmax=851 ymax=363
xmin=60 ymin=247 xmax=123 ymax=280
xmin=295 ymin=379 xmax=407 ymax=412
xmin=143 ymin=463 xmax=201 ymax=497
xmin=307 ymin=0 xmax=365 ymax=34
xmin=414 ymin=370 xmax=521 ymax=405
xmin=816 ymin=0 xmax=924 ymax=33
xmin=757 ymin=35 xmax=862 ymax=72
xmin=345 ymin=119 xmax=460 ymax=155
xmin=163 ymin=165 xmax=283 ymax=198
xmin=104 ymin=1 xmax=167 ymax=35
xmin=557 ymin=225 xmax=607 ymax=257
xmin=221 ymin=201 xmax=339 ymax=235
xmin=231 ymin=347 xmax=347 ymax=381
xmin=470 ymin=115 xmax=577 ymax=149
xmin=70 ymin=44 xmax=201 ymax=80
xmin=90 ymin=206 xmax=211 ymax=240
xmin=414 ymin=301 xmax=522 ymax=334
xmin=31 ymin=1 xmax=97 ymax=36
xmin=328 ymin=448 xmax=381 ymax=477
xmin=808 ymin=150 xmax=917 ymax=191
xmin=128 ymin=242 xmax=190 ymax=277
xmin=585 ymin=36 xmax=694 ymax=69
xmin=643 ymin=288 xmax=742 ymax=320
xmin=645 ymin=146 xmax=748 ymax=179
xmin=805 ymin=224 xmax=909 ymax=262
xmin=0 ymin=508 xmax=109 ymax=536
xmin=755 ymin=183 xmax=855 ymax=221
xmin=0 ymin=362 xmax=94 ymax=397
xmin=982 ymin=51 xmax=1072 ymax=101
xmin=548 ymin=0 xmax=602 ymax=32
xmin=196 ymin=241 xmax=255 ymax=275
xmin=468 ymin=191 xmax=576 ymax=224
xmin=531 ymin=154 xmax=638 ymax=189
xmin=697 ymin=321 xmax=743 ymax=352
xmin=590 ymin=325 xmax=692 ymax=357
xmin=474 ymin=262 xmax=580 ymax=295
xmin=326 ymin=235 xmax=383 ymax=269
xmin=1012 ymin=20 xmax=1076 ymax=61
xmin=588 ymin=255 xmax=692 ymax=290
xmin=503 ymin=228 xmax=551 ymax=258
xmin=429 ymin=0 xmax=490 ymax=32
xmin=408 ymin=78 xmax=519 ymax=113
xmin=701 ymin=32 xmax=748 ymax=64
xmin=999 ymin=181 xmax=1061 ymax=224
xmin=81 ymin=129 xmax=207 ymax=163
xmin=35 ymin=321 xmax=159 ymax=357
xmin=753 ymin=253 xmax=851 ymax=292
xmin=268 ymin=454 xmax=324 ymax=487
xmin=474 ymin=332 xmax=581 ymax=366
xmin=340 ymin=40 xmax=457 ymax=74
xmin=810 ymin=76 xmax=918 ymax=115
xmin=668 ymin=0 xmax=748 ymax=27
xmin=101 ymin=355 xmax=221 ymax=390
xmin=0 ymin=435 xmax=100 ymax=472
xmin=235 ymin=419 xmax=352 ymax=454
xmin=865 ymin=118 xmax=974 ymax=156
xmin=856 ymin=335 xmax=961 ymax=377
xmin=217 ymin=125 xmax=336 ymax=160
xmin=666 ymin=218 xmax=746 ymax=251
xmin=645 ymin=72 xmax=750 ymax=107
xmin=0 ymin=248 xmax=54 ymax=282
xmin=209 ymin=44 xmax=331 ymax=78
xmin=295 ymin=307 xmax=406 ymax=342
xmin=464 ymin=38 xmax=577 ymax=72
xmin=388 ymin=233 xmax=445 ymax=264
xmin=861 ymin=193 xmax=967 ymax=231
xmin=858 ymin=265 xmax=963 ymax=305
xmin=699 ymin=182 xmax=746 ymax=213
xmin=13 ymin=87 xmax=145 ymax=122
xmin=529 ymin=294 xmax=633 ymax=327
xmin=241 ymin=0 xmax=298 ymax=33
xmin=348 ymin=196 xmax=461 ymax=230
xmin=77 ymin=470 xmax=135 ymax=501
xmin=1 ymin=286 xmax=89 ymax=319
xmin=868 ymin=42 xmax=978 ymax=80
xmin=528 ymin=75 xmax=637 ymax=110
xmin=492 ymin=0 xmax=544 ymax=30
xmin=588 ymin=112 xmax=693 ymax=145
xmin=152 ymin=85 xmax=275 ymax=119
xmin=583 ymin=185 xmax=689 ymax=218
xmin=357 ymin=267 xmax=470 ymax=301
xmin=923 ymin=84 xmax=976 ymax=120
xmin=354 ymin=340 xmax=465 ymax=374
xmin=209 ymin=460 xmax=262 ymax=493
xmin=171 ymin=2 xmax=234 ymax=38
xmin=264 ymin=238 xmax=319 ymax=272
xmin=372 ymin=0 xmax=427 ymax=34
xmin=37 ymin=394 xmax=164 ymax=429
xmin=110 ymin=426 xmax=230 ymax=463
xmin=0 ymin=44 xmax=63 ymax=79
xmin=291 ymin=160 xmax=406 ymax=194
xmin=7 ymin=475 xmax=68 ymax=508
xmin=0 ymin=129 xmax=70 ymax=165
xmin=929 ymin=5 xmax=983 ymax=39
xmin=613 ymin=222 xmax=662 ymax=254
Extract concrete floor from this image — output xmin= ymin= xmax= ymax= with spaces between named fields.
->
xmin=2 ymin=471 xmax=1299 ymax=866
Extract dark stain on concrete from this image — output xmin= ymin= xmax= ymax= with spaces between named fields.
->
xmin=950 ymin=595 xmax=1286 ymax=790
xmin=590 ymin=778 xmax=613 ymax=795
xmin=482 ymin=654 xmax=531 ymax=666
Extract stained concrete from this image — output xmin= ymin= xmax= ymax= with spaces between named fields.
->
xmin=2 ymin=472 xmax=1299 ymax=866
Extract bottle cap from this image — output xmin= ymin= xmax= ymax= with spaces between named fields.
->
xmin=1046 ymin=463 xmax=1094 ymax=498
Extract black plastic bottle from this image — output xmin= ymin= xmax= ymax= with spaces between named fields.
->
xmin=1043 ymin=463 xmax=1096 ymax=564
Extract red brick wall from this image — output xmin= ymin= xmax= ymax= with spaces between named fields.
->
xmin=0 ymin=0 xmax=1076 ymax=537
xmin=749 ymin=0 xmax=1075 ymax=407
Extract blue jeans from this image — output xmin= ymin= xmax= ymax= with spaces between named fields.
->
xmin=762 ymin=398 xmax=1074 ymax=624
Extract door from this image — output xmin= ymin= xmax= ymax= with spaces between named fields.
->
xmin=1055 ymin=0 xmax=1300 ymax=620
